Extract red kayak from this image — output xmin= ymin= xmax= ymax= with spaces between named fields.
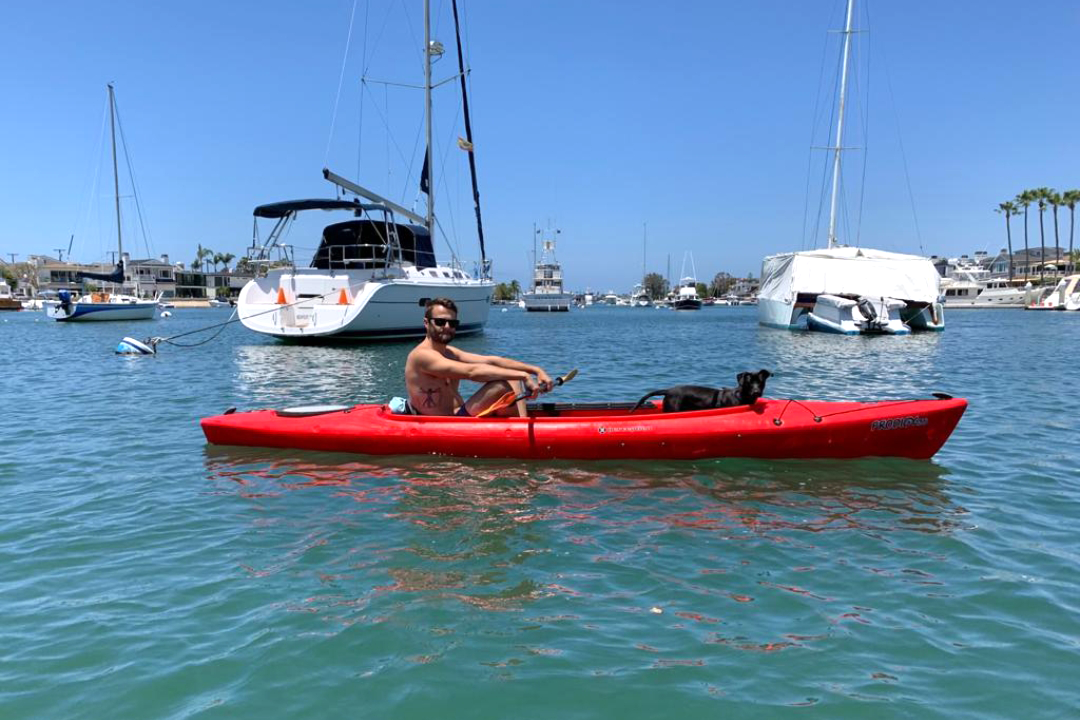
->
xmin=201 ymin=396 xmax=966 ymax=460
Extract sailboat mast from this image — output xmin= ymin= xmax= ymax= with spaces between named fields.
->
xmin=423 ymin=0 xmax=434 ymax=234
xmin=642 ymin=222 xmax=647 ymax=285
xmin=108 ymin=83 xmax=123 ymax=259
xmin=826 ymin=0 xmax=855 ymax=249
xmin=450 ymin=0 xmax=486 ymax=267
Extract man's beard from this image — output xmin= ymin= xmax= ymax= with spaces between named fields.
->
xmin=428 ymin=325 xmax=454 ymax=343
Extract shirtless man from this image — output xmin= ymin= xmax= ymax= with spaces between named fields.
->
xmin=404 ymin=297 xmax=552 ymax=417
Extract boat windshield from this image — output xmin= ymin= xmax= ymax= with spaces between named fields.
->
xmin=310 ymin=219 xmax=436 ymax=270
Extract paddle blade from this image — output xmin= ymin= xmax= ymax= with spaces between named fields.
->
xmin=556 ymin=368 xmax=578 ymax=386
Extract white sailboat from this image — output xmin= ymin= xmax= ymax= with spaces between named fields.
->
xmin=631 ymin=224 xmax=652 ymax=306
xmin=237 ymin=0 xmax=493 ymax=341
xmin=45 ymin=84 xmax=157 ymax=323
xmin=757 ymin=0 xmax=943 ymax=335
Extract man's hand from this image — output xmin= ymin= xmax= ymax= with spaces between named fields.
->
xmin=536 ymin=369 xmax=553 ymax=393
xmin=523 ymin=375 xmax=541 ymax=398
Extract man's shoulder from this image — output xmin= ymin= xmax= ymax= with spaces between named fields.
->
xmin=408 ymin=343 xmax=451 ymax=365
xmin=407 ymin=339 xmax=435 ymax=357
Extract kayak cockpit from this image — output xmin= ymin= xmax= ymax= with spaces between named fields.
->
xmin=526 ymin=401 xmax=663 ymax=418
xmin=378 ymin=400 xmax=764 ymax=420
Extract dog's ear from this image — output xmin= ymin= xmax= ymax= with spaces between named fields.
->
xmin=737 ymin=372 xmax=749 ymax=385
xmin=759 ymin=369 xmax=771 ymax=379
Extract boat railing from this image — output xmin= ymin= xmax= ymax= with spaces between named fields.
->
xmin=248 ymin=241 xmax=295 ymax=277
xmin=323 ymin=242 xmax=393 ymax=271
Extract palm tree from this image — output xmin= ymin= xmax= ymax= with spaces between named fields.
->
xmin=197 ymin=246 xmax=214 ymax=273
xmin=1048 ymin=189 xmax=1062 ymax=276
xmin=1063 ymin=189 xmax=1080 ymax=271
xmin=509 ymin=279 xmax=521 ymax=300
xmin=1015 ymin=190 xmax=1034 ymax=281
xmin=1033 ymin=187 xmax=1052 ymax=282
xmin=220 ymin=253 xmax=235 ymax=272
xmin=995 ymin=201 xmax=1018 ymax=280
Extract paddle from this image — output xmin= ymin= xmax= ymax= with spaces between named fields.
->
xmin=475 ymin=369 xmax=578 ymax=418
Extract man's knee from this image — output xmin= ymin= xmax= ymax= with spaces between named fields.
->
xmin=489 ymin=379 xmax=515 ymax=395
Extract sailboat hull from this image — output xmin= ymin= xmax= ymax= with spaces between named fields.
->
xmin=757 ymin=296 xmax=804 ymax=329
xmin=44 ymin=300 xmax=157 ymax=322
xmin=238 ymin=268 xmax=492 ymax=341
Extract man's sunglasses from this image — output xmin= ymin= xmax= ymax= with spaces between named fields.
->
xmin=429 ymin=317 xmax=460 ymax=329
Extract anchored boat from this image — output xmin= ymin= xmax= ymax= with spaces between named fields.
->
xmin=757 ymin=0 xmax=943 ymax=335
xmin=44 ymin=84 xmax=157 ymax=323
xmin=236 ymin=0 xmax=493 ymax=342
xmin=522 ymin=225 xmax=572 ymax=312
xmin=202 ymin=395 xmax=967 ymax=461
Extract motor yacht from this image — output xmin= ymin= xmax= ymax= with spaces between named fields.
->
xmin=522 ymin=226 xmax=571 ymax=312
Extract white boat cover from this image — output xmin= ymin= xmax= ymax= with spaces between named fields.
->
xmin=760 ymin=247 xmax=941 ymax=304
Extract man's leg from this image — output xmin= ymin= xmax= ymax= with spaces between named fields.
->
xmin=465 ymin=380 xmax=525 ymax=417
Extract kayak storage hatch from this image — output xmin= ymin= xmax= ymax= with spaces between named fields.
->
xmin=200 ymin=396 xmax=967 ymax=460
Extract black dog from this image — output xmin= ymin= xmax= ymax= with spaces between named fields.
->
xmin=631 ymin=369 xmax=772 ymax=413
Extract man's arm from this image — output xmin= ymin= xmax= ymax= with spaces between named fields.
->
xmin=417 ymin=348 xmax=534 ymax=386
xmin=447 ymin=347 xmax=551 ymax=387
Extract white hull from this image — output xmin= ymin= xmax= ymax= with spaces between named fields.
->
xmin=44 ymin=298 xmax=157 ymax=322
xmin=758 ymin=295 xmax=803 ymax=329
xmin=943 ymin=283 xmax=1025 ymax=309
xmin=945 ymin=300 xmax=1025 ymax=309
xmin=238 ymin=266 xmax=492 ymax=341
xmin=522 ymin=293 xmax=572 ymax=312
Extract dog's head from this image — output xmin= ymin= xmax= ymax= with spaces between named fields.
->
xmin=735 ymin=369 xmax=771 ymax=404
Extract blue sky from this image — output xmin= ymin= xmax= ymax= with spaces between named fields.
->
xmin=1 ymin=1 xmax=1078 ymax=291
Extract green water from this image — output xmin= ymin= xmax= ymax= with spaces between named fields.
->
xmin=2 ymin=306 xmax=1078 ymax=718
